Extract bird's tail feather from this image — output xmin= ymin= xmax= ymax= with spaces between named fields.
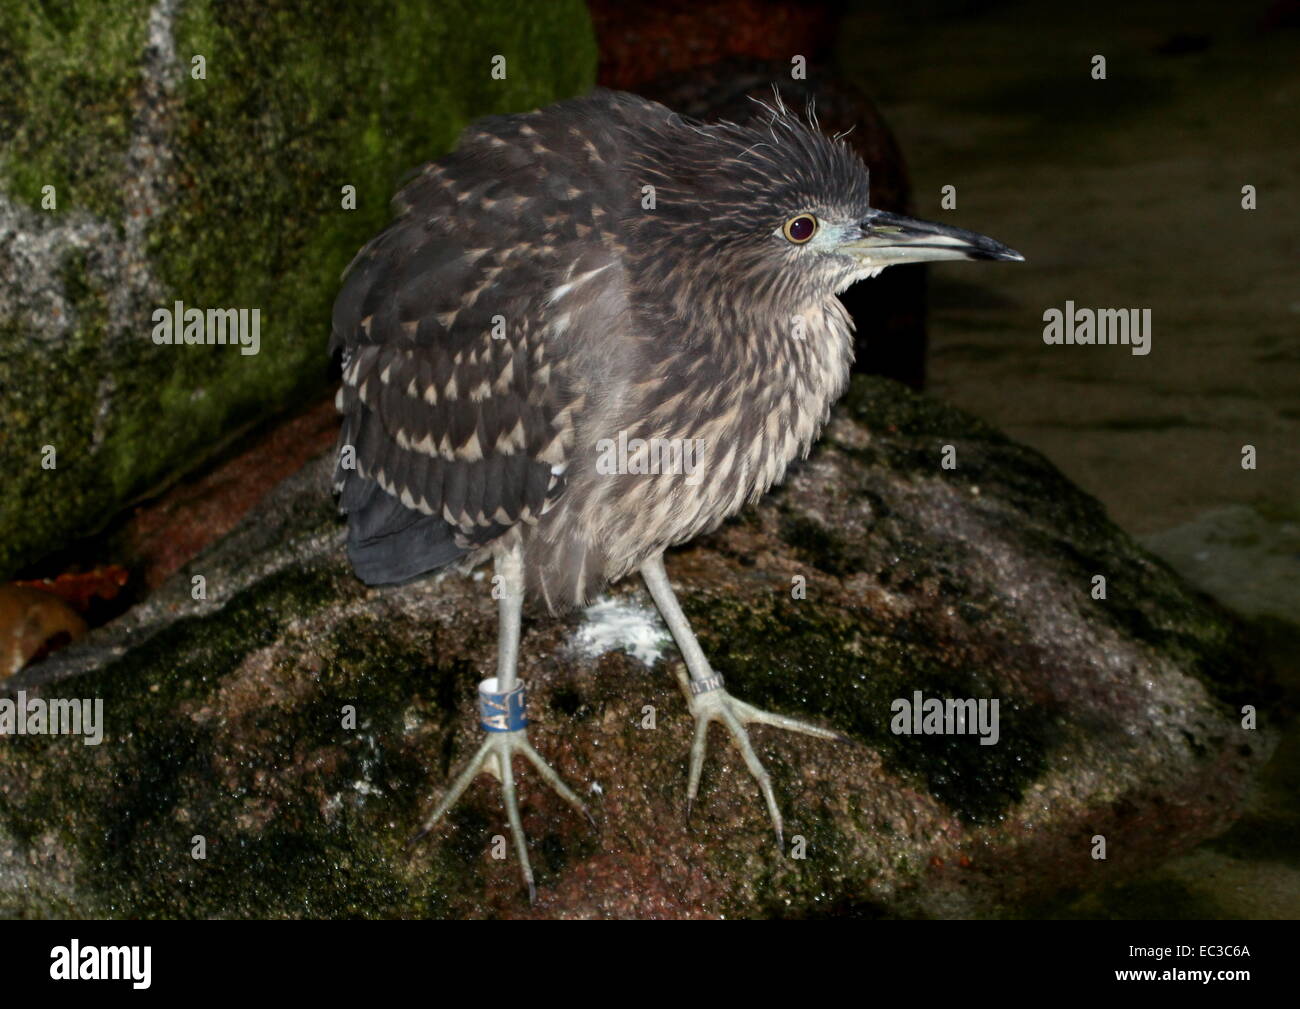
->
xmin=341 ymin=478 xmax=466 ymax=586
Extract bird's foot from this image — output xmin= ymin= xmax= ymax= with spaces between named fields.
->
xmin=679 ymin=670 xmax=844 ymax=851
xmin=410 ymin=680 xmax=592 ymax=904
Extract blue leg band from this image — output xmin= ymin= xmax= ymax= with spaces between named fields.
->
xmin=479 ymin=678 xmax=528 ymax=732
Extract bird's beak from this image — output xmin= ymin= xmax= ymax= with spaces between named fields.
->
xmin=839 ymin=210 xmax=1024 ymax=267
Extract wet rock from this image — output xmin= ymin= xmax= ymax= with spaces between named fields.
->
xmin=0 ymin=376 xmax=1275 ymax=918
xmin=0 ymin=0 xmax=596 ymax=580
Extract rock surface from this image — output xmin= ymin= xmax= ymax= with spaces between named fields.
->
xmin=0 ymin=0 xmax=596 ymax=579
xmin=0 ymin=377 xmax=1275 ymax=918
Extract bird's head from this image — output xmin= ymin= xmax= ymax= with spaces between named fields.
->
xmin=621 ymin=94 xmax=1022 ymax=320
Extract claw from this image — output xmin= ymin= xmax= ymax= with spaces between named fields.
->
xmin=413 ymin=728 xmax=591 ymax=899
xmin=639 ymin=556 xmax=843 ymax=855
xmin=685 ymin=685 xmax=839 ymax=850
xmin=517 ymin=735 xmax=594 ymax=825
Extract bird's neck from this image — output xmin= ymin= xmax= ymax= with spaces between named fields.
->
xmin=648 ymin=289 xmax=854 ymax=482
xmin=703 ymin=287 xmax=854 ymax=404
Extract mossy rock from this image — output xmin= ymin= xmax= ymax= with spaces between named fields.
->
xmin=0 ymin=0 xmax=596 ymax=579
xmin=1 ymin=375 xmax=1276 ymax=918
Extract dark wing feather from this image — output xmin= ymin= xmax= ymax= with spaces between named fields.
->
xmin=332 ymin=148 xmax=586 ymax=584
xmin=332 ymin=93 xmax=647 ymax=585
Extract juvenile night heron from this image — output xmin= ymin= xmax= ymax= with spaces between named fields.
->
xmin=331 ymin=88 xmax=1021 ymax=899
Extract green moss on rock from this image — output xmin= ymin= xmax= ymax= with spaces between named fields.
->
xmin=0 ymin=0 xmax=597 ymax=578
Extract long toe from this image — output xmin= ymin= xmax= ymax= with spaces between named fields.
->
xmin=684 ymin=688 xmax=842 ymax=850
xmin=719 ymin=705 xmax=785 ymax=850
xmin=412 ymin=728 xmax=589 ymax=901
xmin=518 ymin=735 xmax=596 ymax=827
xmin=498 ymin=751 xmax=536 ymax=904
xmin=735 ymin=699 xmax=844 ymax=742
xmin=411 ymin=735 xmax=494 ymax=843
xmin=685 ymin=710 xmax=713 ymax=820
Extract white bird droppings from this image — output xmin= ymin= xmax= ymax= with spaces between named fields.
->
xmin=571 ymin=596 xmax=672 ymax=667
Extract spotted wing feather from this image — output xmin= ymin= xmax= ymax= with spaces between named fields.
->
xmin=331 ymin=133 xmax=595 ymax=584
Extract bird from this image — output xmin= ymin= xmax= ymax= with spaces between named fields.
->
xmin=330 ymin=88 xmax=1022 ymax=901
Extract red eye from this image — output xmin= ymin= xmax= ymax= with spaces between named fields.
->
xmin=783 ymin=214 xmax=817 ymax=244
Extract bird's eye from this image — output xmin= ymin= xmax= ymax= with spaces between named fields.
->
xmin=783 ymin=214 xmax=818 ymax=244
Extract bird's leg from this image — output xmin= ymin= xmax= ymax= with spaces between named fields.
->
xmin=640 ymin=553 xmax=843 ymax=850
xmin=413 ymin=547 xmax=591 ymax=903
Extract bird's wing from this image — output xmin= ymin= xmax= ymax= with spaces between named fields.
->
xmin=331 ymin=98 xmax=642 ymax=585
xmin=331 ymin=187 xmax=596 ymax=585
